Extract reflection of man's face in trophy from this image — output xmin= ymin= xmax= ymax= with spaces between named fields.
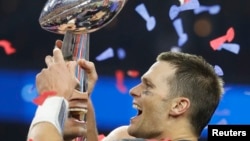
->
xmin=58 ymin=19 xmax=77 ymax=34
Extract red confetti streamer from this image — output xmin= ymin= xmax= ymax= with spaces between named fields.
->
xmin=127 ymin=70 xmax=140 ymax=78
xmin=115 ymin=70 xmax=127 ymax=93
xmin=210 ymin=27 xmax=235 ymax=50
xmin=0 ymin=40 xmax=16 ymax=55
xmin=33 ymin=91 xmax=57 ymax=105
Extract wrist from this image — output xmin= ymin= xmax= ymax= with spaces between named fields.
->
xmin=30 ymin=96 xmax=68 ymax=135
xmin=33 ymin=91 xmax=57 ymax=105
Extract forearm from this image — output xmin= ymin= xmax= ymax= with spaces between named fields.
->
xmin=27 ymin=96 xmax=68 ymax=141
xmin=27 ymin=122 xmax=63 ymax=141
xmin=86 ymin=99 xmax=99 ymax=141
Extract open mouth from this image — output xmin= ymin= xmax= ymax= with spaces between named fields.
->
xmin=68 ymin=108 xmax=87 ymax=121
xmin=132 ymin=104 xmax=142 ymax=116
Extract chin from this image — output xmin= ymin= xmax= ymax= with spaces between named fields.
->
xmin=63 ymin=129 xmax=85 ymax=141
xmin=127 ymin=125 xmax=138 ymax=137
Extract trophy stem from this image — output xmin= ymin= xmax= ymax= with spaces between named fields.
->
xmin=61 ymin=31 xmax=89 ymax=92
xmin=62 ymin=31 xmax=88 ymax=141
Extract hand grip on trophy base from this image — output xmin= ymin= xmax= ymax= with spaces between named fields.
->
xmin=62 ymin=31 xmax=89 ymax=93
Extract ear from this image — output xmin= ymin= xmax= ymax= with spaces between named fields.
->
xmin=169 ymin=97 xmax=190 ymax=116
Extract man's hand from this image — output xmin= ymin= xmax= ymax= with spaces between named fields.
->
xmin=36 ymin=47 xmax=78 ymax=100
xmin=78 ymin=59 xmax=98 ymax=96
xmin=54 ymin=39 xmax=98 ymax=96
xmin=54 ymin=40 xmax=99 ymax=141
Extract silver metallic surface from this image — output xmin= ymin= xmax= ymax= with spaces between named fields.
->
xmin=39 ymin=0 xmax=126 ymax=34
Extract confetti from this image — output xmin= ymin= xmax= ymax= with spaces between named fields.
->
xmin=95 ymin=47 xmax=114 ymax=61
xmin=135 ymin=3 xmax=156 ymax=31
xmin=219 ymin=43 xmax=240 ymax=54
xmin=214 ymin=65 xmax=224 ymax=76
xmin=127 ymin=70 xmax=140 ymax=78
xmin=169 ymin=0 xmax=200 ymax=20
xmin=170 ymin=46 xmax=182 ymax=52
xmin=194 ymin=4 xmax=221 ymax=15
xmin=0 ymin=39 xmax=16 ymax=55
xmin=115 ymin=70 xmax=127 ymax=93
xmin=179 ymin=0 xmax=185 ymax=5
xmin=179 ymin=0 xmax=191 ymax=5
xmin=117 ymin=47 xmax=126 ymax=60
xmin=173 ymin=18 xmax=188 ymax=47
xmin=210 ymin=27 xmax=235 ymax=50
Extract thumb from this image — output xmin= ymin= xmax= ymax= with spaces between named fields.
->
xmin=78 ymin=59 xmax=98 ymax=95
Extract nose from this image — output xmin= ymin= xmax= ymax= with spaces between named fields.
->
xmin=129 ymin=84 xmax=141 ymax=97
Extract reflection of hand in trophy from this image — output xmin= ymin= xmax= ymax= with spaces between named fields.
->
xmin=39 ymin=0 xmax=127 ymax=140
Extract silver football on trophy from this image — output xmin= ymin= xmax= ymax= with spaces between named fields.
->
xmin=39 ymin=0 xmax=126 ymax=34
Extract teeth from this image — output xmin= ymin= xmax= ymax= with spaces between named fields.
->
xmin=69 ymin=108 xmax=87 ymax=113
xmin=132 ymin=104 xmax=141 ymax=110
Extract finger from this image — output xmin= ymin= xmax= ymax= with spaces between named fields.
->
xmin=35 ymin=68 xmax=48 ymax=94
xmin=45 ymin=55 xmax=53 ymax=67
xmin=72 ymin=89 xmax=88 ymax=100
xmin=78 ymin=59 xmax=95 ymax=73
xmin=35 ymin=72 xmax=42 ymax=92
xmin=67 ymin=61 xmax=77 ymax=76
xmin=55 ymin=40 xmax=63 ymax=49
xmin=53 ymin=47 xmax=64 ymax=63
xmin=78 ymin=59 xmax=98 ymax=94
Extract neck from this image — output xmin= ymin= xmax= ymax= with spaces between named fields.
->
xmin=159 ymin=118 xmax=198 ymax=141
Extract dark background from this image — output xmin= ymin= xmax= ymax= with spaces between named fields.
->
xmin=1 ymin=0 xmax=250 ymax=83
xmin=1 ymin=0 xmax=250 ymax=140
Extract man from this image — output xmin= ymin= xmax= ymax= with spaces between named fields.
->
xmin=27 ymin=40 xmax=99 ymax=141
xmin=103 ymin=51 xmax=224 ymax=141
xmin=28 ymin=44 xmax=224 ymax=141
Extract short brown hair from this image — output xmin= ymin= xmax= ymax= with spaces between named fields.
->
xmin=157 ymin=51 xmax=224 ymax=136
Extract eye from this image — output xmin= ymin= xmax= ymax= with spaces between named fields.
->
xmin=142 ymin=84 xmax=152 ymax=95
xmin=142 ymin=90 xmax=150 ymax=95
xmin=145 ymin=82 xmax=153 ymax=89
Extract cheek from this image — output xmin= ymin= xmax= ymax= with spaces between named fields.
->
xmin=149 ymin=101 xmax=169 ymax=117
xmin=144 ymin=101 xmax=162 ymax=114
